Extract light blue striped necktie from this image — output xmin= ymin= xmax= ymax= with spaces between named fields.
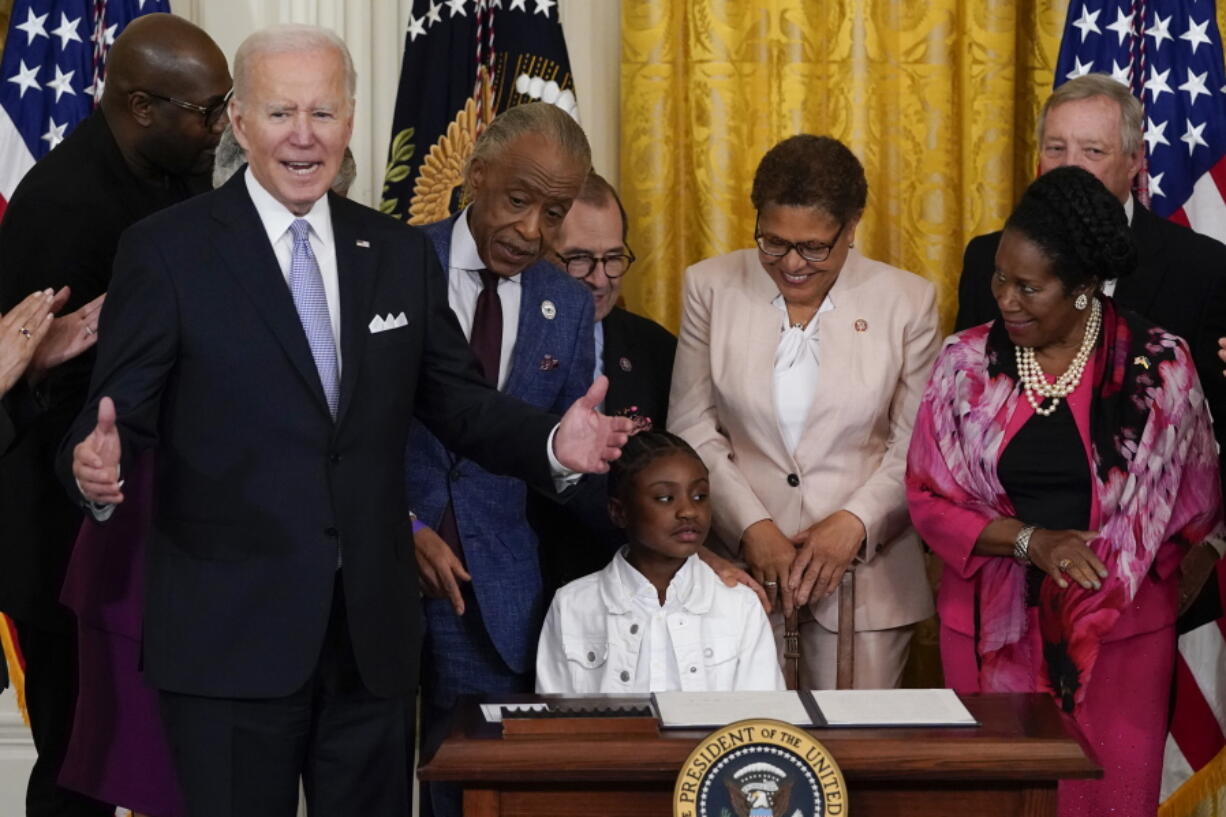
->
xmin=288 ymin=218 xmax=339 ymax=417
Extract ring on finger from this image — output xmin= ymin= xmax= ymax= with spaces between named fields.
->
xmin=763 ymin=579 xmax=779 ymax=588
xmin=84 ymin=325 xmax=95 ymax=335
xmin=1058 ymin=559 xmax=1072 ymax=571
xmin=18 ymin=326 xmax=31 ymax=339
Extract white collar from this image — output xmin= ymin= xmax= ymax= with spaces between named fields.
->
xmin=600 ymin=548 xmax=713 ymax=614
xmin=449 ymin=206 xmax=521 ymax=285
xmin=244 ymin=167 xmax=334 ymax=249
xmin=1124 ymin=194 xmax=1135 ymax=225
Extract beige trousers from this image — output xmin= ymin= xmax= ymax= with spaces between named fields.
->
xmin=772 ymin=608 xmax=913 ymax=690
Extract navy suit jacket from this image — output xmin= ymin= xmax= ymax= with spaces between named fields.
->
xmin=409 ymin=215 xmax=595 ymax=675
xmin=58 ymin=174 xmax=558 ymax=699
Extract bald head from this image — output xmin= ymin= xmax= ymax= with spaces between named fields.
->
xmin=102 ymin=13 xmax=231 ymax=178
xmin=103 ymin=14 xmax=225 ymax=107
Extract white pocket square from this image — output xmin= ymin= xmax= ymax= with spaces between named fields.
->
xmin=369 ymin=312 xmax=408 ymax=333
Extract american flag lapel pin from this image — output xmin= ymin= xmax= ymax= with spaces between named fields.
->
xmin=540 ymin=354 xmax=559 ymax=371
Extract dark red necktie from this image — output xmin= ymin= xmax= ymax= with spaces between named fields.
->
xmin=436 ymin=270 xmax=503 ymax=559
xmin=469 ymin=270 xmax=502 ymax=385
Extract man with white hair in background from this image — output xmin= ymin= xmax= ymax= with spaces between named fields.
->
xmin=59 ymin=24 xmax=631 ymax=816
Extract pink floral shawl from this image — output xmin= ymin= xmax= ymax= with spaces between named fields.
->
xmin=908 ymin=298 xmax=1222 ymax=712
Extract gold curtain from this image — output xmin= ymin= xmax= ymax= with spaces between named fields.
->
xmin=619 ymin=0 xmax=1069 ymax=333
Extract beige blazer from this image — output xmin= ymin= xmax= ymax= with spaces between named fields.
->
xmin=668 ymin=248 xmax=940 ymax=631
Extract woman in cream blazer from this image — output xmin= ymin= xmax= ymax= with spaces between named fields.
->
xmin=669 ymin=135 xmax=940 ymax=688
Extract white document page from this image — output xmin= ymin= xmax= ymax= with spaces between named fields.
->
xmin=810 ymin=689 xmax=977 ymax=726
xmin=653 ymin=691 xmax=814 ymax=729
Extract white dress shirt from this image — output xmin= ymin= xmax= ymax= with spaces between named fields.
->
xmin=593 ymin=319 xmax=605 ymax=383
xmin=535 ymin=548 xmax=784 ymax=694
xmin=444 ymin=207 xmax=577 ymax=485
xmin=245 ymin=168 xmax=343 ymax=372
xmin=771 ymin=293 xmax=834 ymax=453
xmin=447 ymin=208 xmax=521 ymax=390
xmin=1098 ymin=196 xmax=1135 ymax=298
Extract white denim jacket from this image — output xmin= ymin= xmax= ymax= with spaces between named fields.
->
xmin=535 ymin=550 xmax=784 ymax=694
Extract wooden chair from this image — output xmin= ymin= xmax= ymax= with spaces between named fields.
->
xmin=782 ymin=570 xmax=855 ymax=690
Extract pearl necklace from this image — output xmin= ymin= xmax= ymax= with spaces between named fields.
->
xmin=1015 ymin=297 xmax=1102 ymax=417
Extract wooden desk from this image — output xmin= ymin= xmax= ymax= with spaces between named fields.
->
xmin=419 ymin=693 xmax=1099 ymax=817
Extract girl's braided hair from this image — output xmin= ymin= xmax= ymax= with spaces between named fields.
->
xmin=608 ymin=431 xmax=706 ymax=502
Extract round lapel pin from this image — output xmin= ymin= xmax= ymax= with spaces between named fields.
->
xmin=541 ymin=300 xmax=557 ymax=320
xmin=854 ymin=318 xmax=868 ymax=332
xmin=619 ymin=356 xmax=632 ymax=372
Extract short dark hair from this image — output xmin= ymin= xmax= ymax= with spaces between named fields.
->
xmin=575 ymin=171 xmax=628 ymax=242
xmin=1004 ymin=165 xmax=1137 ymax=292
xmin=750 ymin=135 xmax=868 ymax=223
xmin=608 ymin=431 xmax=706 ymax=503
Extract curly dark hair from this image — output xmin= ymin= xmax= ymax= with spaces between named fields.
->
xmin=750 ymin=135 xmax=868 ymax=223
xmin=1004 ymin=166 xmax=1138 ymax=292
xmin=608 ymin=431 xmax=706 ymax=503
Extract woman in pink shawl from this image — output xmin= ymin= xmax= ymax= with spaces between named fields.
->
xmin=906 ymin=166 xmax=1222 ymax=817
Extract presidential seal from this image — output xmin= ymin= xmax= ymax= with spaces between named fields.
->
xmin=674 ymin=719 xmax=847 ymax=817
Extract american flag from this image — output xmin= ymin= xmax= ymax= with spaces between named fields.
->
xmin=1055 ymin=3 xmax=1226 ymax=813
xmin=0 ymin=0 xmax=170 ymax=221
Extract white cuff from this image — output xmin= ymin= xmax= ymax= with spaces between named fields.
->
xmin=75 ymin=460 xmax=120 ymax=522
xmin=75 ymin=476 xmax=116 ymax=522
xmin=546 ymin=424 xmax=582 ymax=493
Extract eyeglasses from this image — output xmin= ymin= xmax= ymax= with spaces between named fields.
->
xmin=754 ymin=218 xmax=845 ymax=263
xmin=558 ymin=249 xmax=636 ymax=279
xmin=142 ymin=88 xmax=233 ymax=129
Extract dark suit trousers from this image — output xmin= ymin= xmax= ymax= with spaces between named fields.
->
xmin=12 ymin=617 xmax=114 ymax=817
xmin=158 ymin=576 xmax=409 ymax=817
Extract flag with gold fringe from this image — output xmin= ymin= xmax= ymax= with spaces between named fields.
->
xmin=379 ymin=0 xmax=578 ymax=226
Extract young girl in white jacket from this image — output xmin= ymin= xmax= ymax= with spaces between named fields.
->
xmin=535 ymin=431 xmax=783 ymax=693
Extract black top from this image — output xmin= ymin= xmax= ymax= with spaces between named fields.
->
xmin=997 ymin=400 xmax=1092 ymax=604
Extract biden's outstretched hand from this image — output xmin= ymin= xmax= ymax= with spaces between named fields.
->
xmin=553 ymin=375 xmax=634 ymax=474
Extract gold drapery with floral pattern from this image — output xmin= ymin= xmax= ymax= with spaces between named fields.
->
xmin=619 ymin=0 xmax=1071 ymax=333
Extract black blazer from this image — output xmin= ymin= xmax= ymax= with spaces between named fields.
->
xmin=955 ymin=202 xmax=1226 ymax=487
xmin=0 ymin=111 xmax=199 ymax=628
xmin=601 ymin=305 xmax=677 ymax=424
xmin=531 ymin=307 xmax=677 ymax=594
xmin=58 ymin=174 xmax=558 ymax=699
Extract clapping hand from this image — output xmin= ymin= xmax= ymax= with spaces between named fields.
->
xmin=28 ymin=289 xmax=104 ymax=381
xmin=0 ymin=289 xmax=56 ymax=395
xmin=72 ymin=397 xmax=124 ymax=505
xmin=553 ymin=375 xmax=634 ymax=473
